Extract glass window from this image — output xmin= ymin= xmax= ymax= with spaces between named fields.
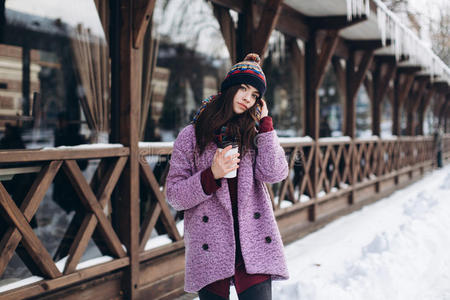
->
xmin=263 ymin=32 xmax=303 ymax=137
xmin=355 ymin=85 xmax=372 ymax=137
xmin=0 ymin=0 xmax=108 ymax=289
xmin=143 ymin=0 xmax=232 ymax=142
xmin=319 ymin=65 xmax=343 ymax=137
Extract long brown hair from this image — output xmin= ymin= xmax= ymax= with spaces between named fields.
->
xmin=194 ymin=85 xmax=259 ymax=156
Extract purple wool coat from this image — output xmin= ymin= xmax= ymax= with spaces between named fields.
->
xmin=166 ymin=124 xmax=289 ymax=292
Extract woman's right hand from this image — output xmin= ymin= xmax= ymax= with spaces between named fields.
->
xmin=211 ymin=145 xmax=240 ymax=179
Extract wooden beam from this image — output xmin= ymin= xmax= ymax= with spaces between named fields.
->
xmin=371 ymin=59 xmax=397 ymax=135
xmin=345 ymin=49 xmax=374 ymax=137
xmin=63 ymin=157 xmax=127 ymax=274
xmin=308 ymin=15 xmax=367 ymax=30
xmin=275 ymin=4 xmax=310 ymax=40
xmin=406 ymin=77 xmax=428 ymax=135
xmin=417 ymin=84 xmax=436 ymax=135
xmin=346 ymin=39 xmax=392 ymax=50
xmin=0 ymin=183 xmax=61 ymax=279
xmin=304 ymin=34 xmax=319 ymax=217
xmin=22 ymin=46 xmax=30 ymax=116
xmin=236 ymin=0 xmax=255 ymax=60
xmin=397 ymin=65 xmax=421 ymax=74
xmin=392 ymin=70 xmax=418 ymax=136
xmin=313 ymin=30 xmax=340 ymax=90
xmin=253 ymin=0 xmax=284 ymax=55
xmin=210 ymin=0 xmax=310 ymax=40
xmin=115 ymin=0 xmax=141 ymax=298
xmin=213 ymin=3 xmax=237 ymax=63
xmin=132 ymin=0 xmax=156 ymax=49
xmin=209 ymin=0 xmax=244 ymax=13
xmin=0 ymin=161 xmax=62 ymax=276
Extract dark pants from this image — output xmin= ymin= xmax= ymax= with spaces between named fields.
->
xmin=198 ymin=279 xmax=272 ymax=300
xmin=437 ymin=151 xmax=443 ymax=168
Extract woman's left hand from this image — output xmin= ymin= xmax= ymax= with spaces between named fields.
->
xmin=260 ymin=99 xmax=268 ymax=118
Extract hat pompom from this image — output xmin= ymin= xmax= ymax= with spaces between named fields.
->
xmin=244 ymin=53 xmax=261 ymax=65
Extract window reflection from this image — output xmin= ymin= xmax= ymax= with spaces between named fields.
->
xmin=0 ymin=0 xmax=106 ymax=288
xmin=0 ymin=0 xmax=109 ymax=149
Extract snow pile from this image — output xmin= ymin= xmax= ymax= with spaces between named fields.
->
xmin=192 ymin=165 xmax=450 ymax=299
xmin=273 ymin=164 xmax=450 ymax=300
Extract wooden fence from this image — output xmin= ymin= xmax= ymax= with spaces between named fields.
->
xmin=0 ymin=135 xmax=449 ymax=299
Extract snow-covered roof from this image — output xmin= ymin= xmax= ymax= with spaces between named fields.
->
xmin=285 ymin=0 xmax=450 ymax=85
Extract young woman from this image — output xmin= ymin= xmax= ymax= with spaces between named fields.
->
xmin=166 ymin=53 xmax=289 ymax=300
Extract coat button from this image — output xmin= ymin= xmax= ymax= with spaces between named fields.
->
xmin=202 ymin=216 xmax=209 ymax=223
xmin=265 ymin=236 xmax=272 ymax=243
xmin=202 ymin=243 xmax=209 ymax=250
xmin=254 ymin=212 xmax=261 ymax=219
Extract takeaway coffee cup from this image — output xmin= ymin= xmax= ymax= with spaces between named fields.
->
xmin=219 ymin=142 xmax=239 ymax=178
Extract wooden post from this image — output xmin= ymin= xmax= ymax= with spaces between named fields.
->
xmin=213 ymin=3 xmax=237 ymax=63
xmin=345 ymin=49 xmax=374 ymax=137
xmin=416 ymin=84 xmax=435 ymax=135
xmin=22 ymin=46 xmax=30 ymax=116
xmin=406 ymin=76 xmax=428 ymax=136
xmin=371 ymin=56 xmax=396 ymax=136
xmin=304 ymin=30 xmax=319 ymax=221
xmin=113 ymin=0 xmax=141 ymax=298
xmin=233 ymin=0 xmax=283 ymax=61
xmin=392 ymin=67 xmax=420 ymax=136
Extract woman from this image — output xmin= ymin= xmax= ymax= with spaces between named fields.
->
xmin=166 ymin=53 xmax=289 ymax=300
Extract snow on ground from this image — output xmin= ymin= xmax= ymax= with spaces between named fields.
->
xmin=275 ymin=164 xmax=450 ymax=300
xmin=195 ymin=164 xmax=450 ymax=299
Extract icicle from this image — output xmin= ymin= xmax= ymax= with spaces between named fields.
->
xmin=346 ymin=0 xmax=352 ymax=21
xmin=365 ymin=0 xmax=370 ymax=17
xmin=377 ymin=8 xmax=386 ymax=46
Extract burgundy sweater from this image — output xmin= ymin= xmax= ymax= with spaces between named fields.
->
xmin=200 ymin=117 xmax=274 ymax=297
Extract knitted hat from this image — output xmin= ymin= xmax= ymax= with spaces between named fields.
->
xmin=220 ymin=53 xmax=266 ymax=97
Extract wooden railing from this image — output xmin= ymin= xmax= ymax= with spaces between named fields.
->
xmin=0 ymin=135 xmax=449 ymax=299
xmin=0 ymin=147 xmax=130 ymax=299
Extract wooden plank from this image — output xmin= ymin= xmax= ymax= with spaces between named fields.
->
xmin=371 ymin=60 xmax=397 ymax=136
xmin=62 ymin=160 xmax=126 ymax=258
xmin=59 ymin=156 xmax=126 ymax=269
xmin=132 ymin=0 xmax=156 ymax=49
xmin=275 ymin=4 xmax=310 ymax=40
xmin=304 ymin=30 xmax=319 ymax=140
xmin=346 ymin=39 xmax=392 ymax=50
xmin=406 ymin=77 xmax=428 ymax=135
xmin=213 ymin=3 xmax=237 ymax=63
xmin=253 ymin=0 xmax=283 ymax=56
xmin=63 ymin=213 xmax=97 ymax=274
xmin=139 ymin=240 xmax=185 ymax=263
xmin=309 ymin=15 xmax=367 ymax=30
xmin=349 ymin=50 xmax=374 ymax=102
xmin=116 ymin=0 xmax=141 ymax=297
xmin=0 ymin=258 xmax=129 ymax=300
xmin=313 ymin=30 xmax=339 ymax=90
xmin=0 ymin=161 xmax=62 ymax=276
xmin=0 ymin=147 xmax=129 ymax=163
xmin=210 ymin=0 xmax=310 ymax=40
xmin=0 ymin=183 xmax=61 ymax=278
xmin=139 ymin=250 xmax=185 ymax=286
xmin=59 ymin=157 xmax=128 ymax=269
xmin=345 ymin=51 xmax=356 ymax=137
xmin=140 ymin=161 xmax=181 ymax=241
xmin=139 ymin=201 xmax=162 ymax=250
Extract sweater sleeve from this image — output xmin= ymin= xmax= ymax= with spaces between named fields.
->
xmin=258 ymin=116 xmax=274 ymax=133
xmin=165 ymin=126 xmax=215 ymax=211
xmin=254 ymin=130 xmax=289 ymax=184
xmin=201 ymin=167 xmax=222 ymax=195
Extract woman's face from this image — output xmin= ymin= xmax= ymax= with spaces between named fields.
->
xmin=232 ymin=84 xmax=260 ymax=114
